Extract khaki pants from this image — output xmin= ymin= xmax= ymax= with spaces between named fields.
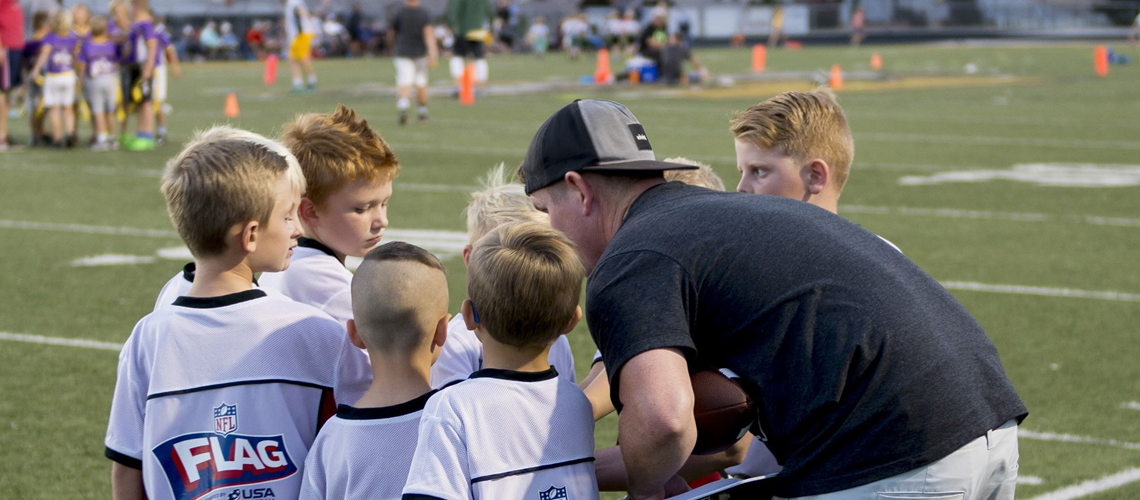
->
xmin=781 ymin=419 xmax=1019 ymax=500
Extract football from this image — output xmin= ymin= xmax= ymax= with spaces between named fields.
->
xmin=691 ymin=369 xmax=756 ymax=455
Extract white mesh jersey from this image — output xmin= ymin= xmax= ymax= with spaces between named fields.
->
xmin=153 ymin=263 xmax=273 ymax=311
xmin=105 ymin=290 xmax=373 ymax=500
xmin=259 ymin=238 xmax=353 ymax=324
xmin=402 ymin=368 xmax=599 ymax=500
xmin=299 ymin=392 xmax=436 ymax=500
xmin=430 ymin=314 xmax=576 ymax=388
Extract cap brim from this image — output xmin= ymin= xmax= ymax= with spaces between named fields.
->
xmin=581 ymin=159 xmax=699 ymax=172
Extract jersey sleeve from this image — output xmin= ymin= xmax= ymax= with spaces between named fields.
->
xmin=401 ymin=409 xmax=470 ymax=500
xmin=104 ymin=323 xmax=150 ymax=468
xmin=586 ymin=251 xmax=697 ymax=412
xmin=429 ymin=315 xmax=482 ymax=389
xmin=550 ymin=335 xmax=577 ymax=385
xmin=321 ymin=288 xmax=353 ymax=326
xmin=333 ymin=335 xmax=372 ymax=406
xmin=298 ymin=438 xmax=328 ymax=500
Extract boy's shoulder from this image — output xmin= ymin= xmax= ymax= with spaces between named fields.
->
xmin=138 ymin=289 xmax=343 ymax=339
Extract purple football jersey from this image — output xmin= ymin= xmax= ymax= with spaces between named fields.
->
xmin=42 ymin=32 xmax=77 ymax=73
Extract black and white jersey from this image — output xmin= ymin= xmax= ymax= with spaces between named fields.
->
xmin=259 ymin=238 xmax=353 ymax=324
xmin=105 ymin=290 xmax=373 ymax=500
xmin=300 ymin=393 xmax=435 ymax=500
xmin=153 ymin=262 xmax=196 ymax=310
xmin=430 ymin=313 xmax=576 ymax=388
xmin=402 ymin=368 xmax=598 ymax=500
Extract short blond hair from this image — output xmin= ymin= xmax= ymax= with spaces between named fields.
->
xmin=90 ymin=16 xmax=108 ymax=36
xmin=49 ymin=10 xmax=72 ymax=35
xmin=280 ymin=105 xmax=400 ymax=207
xmin=730 ymin=89 xmax=854 ymax=191
xmin=662 ymin=157 xmax=726 ymax=191
xmin=162 ymin=127 xmax=304 ymax=258
xmin=467 ymin=164 xmax=549 ymax=245
xmin=467 ymin=222 xmax=583 ymax=348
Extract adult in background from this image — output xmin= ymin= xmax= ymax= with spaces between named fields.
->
xmin=389 ymin=0 xmax=437 ymax=125
xmin=446 ymin=0 xmax=492 ymax=92
xmin=283 ymin=0 xmax=318 ymax=92
xmin=0 ymin=0 xmax=24 ymax=150
xmin=637 ymin=14 xmax=666 ymax=68
xmin=519 ymin=99 xmax=1027 ymax=500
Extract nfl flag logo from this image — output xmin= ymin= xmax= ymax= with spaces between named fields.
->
xmin=213 ymin=403 xmax=238 ymax=436
xmin=539 ymin=485 xmax=568 ymax=500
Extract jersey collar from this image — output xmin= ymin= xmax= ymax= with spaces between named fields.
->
xmin=297 ymin=237 xmax=337 ymax=258
xmin=469 ymin=366 xmax=559 ymax=383
xmin=336 ymin=390 xmax=437 ymax=420
xmin=173 ymin=289 xmax=267 ymax=309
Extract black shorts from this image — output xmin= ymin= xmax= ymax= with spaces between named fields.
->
xmin=124 ymin=64 xmax=152 ymax=107
xmin=1 ymin=49 xmax=21 ymax=92
xmin=454 ymin=37 xmax=485 ymax=59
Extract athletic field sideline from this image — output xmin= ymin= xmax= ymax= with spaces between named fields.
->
xmin=0 ymin=43 xmax=1137 ymax=499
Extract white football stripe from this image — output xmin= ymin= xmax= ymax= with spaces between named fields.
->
xmin=842 ymin=205 xmax=1140 ymax=228
xmin=0 ymin=331 xmax=122 ymax=352
xmin=1020 ymin=430 xmax=1140 ymax=451
xmin=941 ymin=282 xmax=1140 ymax=303
xmin=71 ymin=254 xmax=157 ymax=267
xmin=1025 ymin=468 xmax=1140 ymax=500
xmin=1120 ymin=402 xmax=1140 ymax=411
xmin=1019 ymin=476 xmax=1045 ymax=485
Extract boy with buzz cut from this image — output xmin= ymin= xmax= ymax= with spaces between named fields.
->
xmin=105 ymin=130 xmax=372 ymax=500
xmin=300 ymin=242 xmax=450 ymax=500
xmin=259 ymin=105 xmax=400 ymax=324
xmin=430 ymin=164 xmax=576 ymax=389
xmin=402 ymin=222 xmax=599 ymax=500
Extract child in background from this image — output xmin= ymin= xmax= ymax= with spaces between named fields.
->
xmin=71 ymin=3 xmax=93 ymax=142
xmin=30 ymin=9 xmax=78 ymax=147
xmin=153 ymin=21 xmax=180 ymax=145
xmin=77 ymin=16 xmax=119 ymax=150
xmin=525 ymin=16 xmax=549 ymax=57
xmin=23 ymin=11 xmax=50 ymax=146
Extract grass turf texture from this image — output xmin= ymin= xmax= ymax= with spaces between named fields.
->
xmin=1 ymin=42 xmax=1138 ymax=499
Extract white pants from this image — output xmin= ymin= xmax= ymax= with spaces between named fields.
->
xmin=781 ymin=420 xmax=1019 ymax=500
xmin=153 ymin=65 xmax=167 ymax=103
xmin=43 ymin=72 xmax=76 ymax=107
xmin=85 ymin=73 xmax=119 ymax=114
xmin=394 ymin=57 xmax=428 ymax=88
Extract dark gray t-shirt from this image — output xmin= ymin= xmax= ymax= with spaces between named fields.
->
xmin=392 ymin=6 xmax=430 ymax=58
xmin=660 ymin=44 xmax=691 ymax=81
xmin=587 ymin=182 xmax=1027 ymax=497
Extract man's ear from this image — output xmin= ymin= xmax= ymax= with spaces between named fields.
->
xmin=563 ymin=305 xmax=583 ymax=334
xmin=346 ymin=319 xmax=367 ymax=350
xmin=298 ymin=197 xmax=319 ymax=229
xmin=239 ymin=220 xmax=259 ymax=253
xmin=564 ymin=172 xmax=596 ymax=217
xmin=461 ymin=299 xmax=478 ymax=330
xmin=805 ymin=159 xmax=830 ymax=196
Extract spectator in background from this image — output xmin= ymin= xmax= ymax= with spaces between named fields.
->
xmin=1129 ymin=9 xmax=1139 ymax=44
xmin=434 ymin=23 xmax=454 ymax=57
xmin=0 ymin=0 xmax=24 ymax=150
xmin=851 ymin=7 xmax=865 ymax=47
xmin=525 ymin=15 xmax=549 ymax=57
xmin=198 ymin=20 xmax=220 ymax=59
xmin=494 ymin=0 xmax=517 ymax=51
xmin=637 ymin=14 xmax=667 ymax=67
xmin=346 ymin=2 xmax=364 ymax=55
xmin=219 ymin=21 xmax=239 ymax=60
xmin=246 ymin=20 xmax=266 ymax=59
xmin=617 ymin=9 xmax=639 ymax=55
xmin=604 ymin=11 xmax=621 ymax=50
xmin=659 ymin=31 xmax=706 ymax=85
xmin=768 ymin=6 xmax=785 ymax=48
xmin=177 ymin=24 xmax=199 ymax=61
xmin=323 ymin=14 xmax=347 ymax=56
xmin=560 ymin=12 xmax=588 ymax=60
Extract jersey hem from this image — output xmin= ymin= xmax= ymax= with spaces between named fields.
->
xmin=104 ymin=446 xmax=142 ymax=469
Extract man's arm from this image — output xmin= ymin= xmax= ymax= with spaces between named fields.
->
xmin=618 ymin=347 xmax=697 ymax=500
xmin=111 ymin=462 xmax=145 ymax=500
xmin=422 ymin=24 xmax=438 ymax=66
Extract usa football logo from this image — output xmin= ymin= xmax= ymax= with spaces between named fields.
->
xmin=214 ymin=403 xmax=237 ymax=437
xmin=539 ymin=485 xmax=568 ymax=500
xmin=152 ymin=404 xmax=297 ymax=500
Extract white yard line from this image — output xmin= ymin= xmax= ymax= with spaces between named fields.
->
xmin=1019 ymin=476 xmax=1045 ymax=486
xmin=1025 ymin=468 xmax=1140 ymax=500
xmin=1121 ymin=402 xmax=1140 ymax=411
xmin=941 ymin=282 xmax=1140 ymax=303
xmin=0 ymin=219 xmax=180 ymax=238
xmin=842 ymin=205 xmax=1140 ymax=228
xmin=1020 ymin=430 xmax=1140 ymax=452
xmin=0 ymin=331 xmax=122 ymax=352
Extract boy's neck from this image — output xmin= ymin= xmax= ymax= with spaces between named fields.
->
xmin=478 ymin=330 xmax=553 ymax=373
xmin=186 ymin=256 xmax=257 ymax=298
xmin=355 ymin=351 xmax=433 ymax=408
xmin=93 ymin=35 xmax=107 ymax=42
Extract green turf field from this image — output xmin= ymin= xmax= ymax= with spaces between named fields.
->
xmin=1 ymin=42 xmax=1138 ymax=499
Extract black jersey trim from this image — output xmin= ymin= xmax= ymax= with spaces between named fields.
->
xmin=147 ymin=378 xmax=332 ymax=400
xmin=468 ymin=366 xmax=558 ymax=382
xmin=172 ymin=289 xmax=266 ymax=309
xmin=180 ymin=262 xmax=196 ymax=282
xmin=337 ymin=390 xmax=437 ymax=420
xmin=105 ymin=447 xmax=143 ymax=469
xmin=401 ymin=495 xmax=447 ymax=500
xmin=470 ymin=456 xmax=596 ymax=484
xmin=298 ymin=237 xmax=337 ymax=257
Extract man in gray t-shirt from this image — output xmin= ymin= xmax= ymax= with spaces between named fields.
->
xmin=389 ymin=0 xmax=437 ymax=124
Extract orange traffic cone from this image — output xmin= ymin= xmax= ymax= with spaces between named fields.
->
xmin=224 ymin=93 xmax=240 ymax=118
xmin=594 ymin=48 xmax=613 ymax=85
xmin=264 ymin=54 xmax=278 ymax=85
xmin=752 ymin=44 xmax=766 ymax=73
xmin=829 ymin=65 xmax=843 ymax=90
xmin=870 ymin=53 xmax=882 ymax=71
xmin=459 ymin=63 xmax=475 ymax=106
xmin=1094 ymin=46 xmax=1109 ymax=77
xmin=629 ymin=68 xmax=640 ymax=85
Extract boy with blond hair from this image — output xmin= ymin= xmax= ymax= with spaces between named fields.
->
xmin=105 ymin=128 xmax=372 ymax=500
xmin=260 ymin=105 xmax=400 ymax=324
xmin=430 ymin=164 xmax=576 ymax=388
xmin=402 ymin=222 xmax=598 ymax=500
xmin=301 ymin=242 xmax=450 ymax=500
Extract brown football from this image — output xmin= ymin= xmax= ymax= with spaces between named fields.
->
xmin=691 ymin=369 xmax=755 ymax=455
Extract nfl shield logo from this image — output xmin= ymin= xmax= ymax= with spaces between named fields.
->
xmin=539 ymin=485 xmax=568 ymax=500
xmin=213 ymin=403 xmax=238 ymax=436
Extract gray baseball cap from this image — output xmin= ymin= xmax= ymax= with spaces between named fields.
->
xmin=520 ymin=99 xmax=696 ymax=195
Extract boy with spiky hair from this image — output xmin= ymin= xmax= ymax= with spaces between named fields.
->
xmin=402 ymin=222 xmax=598 ymax=500
xmin=430 ymin=164 xmax=576 ymax=388
xmin=300 ymin=242 xmax=450 ymax=500
xmin=106 ymin=129 xmax=372 ymax=500
xmin=260 ymin=105 xmax=400 ymax=324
